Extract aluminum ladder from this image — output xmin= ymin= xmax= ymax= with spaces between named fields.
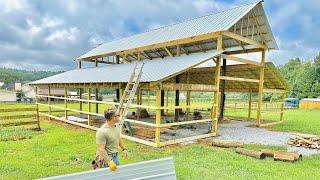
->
xmin=117 ymin=62 xmax=144 ymax=134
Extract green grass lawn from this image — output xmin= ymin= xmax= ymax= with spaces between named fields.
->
xmin=1 ymin=103 xmax=320 ymax=179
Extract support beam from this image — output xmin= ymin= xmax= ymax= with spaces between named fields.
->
xmin=116 ymin=55 xmax=120 ymax=102
xmin=212 ymin=33 xmax=222 ymax=134
xmin=221 ymin=54 xmax=262 ymax=66
xmin=88 ymin=88 xmax=91 ymax=126
xmin=219 ymin=58 xmax=226 ymax=121
xmin=219 ymin=76 xmax=260 ymax=83
xmin=164 ymin=47 xmax=173 ymax=57
xmin=257 ymin=50 xmax=266 ymax=126
xmin=79 ymin=88 xmax=83 ymax=111
xmin=161 ymin=83 xmax=217 ymax=91
xmin=161 ymin=90 xmax=165 ymax=115
xmin=165 ymin=90 xmax=169 ymax=114
xmin=155 ymin=89 xmax=161 ymax=146
xmin=248 ymin=89 xmax=252 ymax=120
xmin=95 ymin=60 xmax=99 ymax=113
xmin=186 ymin=91 xmax=191 ymax=115
xmin=222 ymin=31 xmax=267 ymax=49
xmin=175 ymin=76 xmax=180 ymax=122
xmin=35 ymin=86 xmax=40 ymax=129
xmin=64 ymin=87 xmax=68 ymax=120
xmin=48 ymin=86 xmax=51 ymax=116
xmin=280 ymin=93 xmax=285 ymax=121
xmin=177 ymin=45 xmax=180 ymax=56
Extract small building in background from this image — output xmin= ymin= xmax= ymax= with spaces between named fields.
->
xmin=284 ymin=98 xmax=299 ymax=108
xmin=300 ymin=98 xmax=320 ymax=110
xmin=15 ymin=82 xmax=22 ymax=91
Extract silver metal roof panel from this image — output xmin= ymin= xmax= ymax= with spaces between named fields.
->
xmin=78 ymin=1 xmax=265 ymax=60
xmin=30 ymin=51 xmax=223 ymax=85
xmin=40 ymin=157 xmax=176 ymax=180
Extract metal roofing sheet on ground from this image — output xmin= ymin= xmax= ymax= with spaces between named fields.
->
xmin=30 ymin=51 xmax=223 ymax=85
xmin=78 ymin=1 xmax=262 ymax=60
xmin=40 ymin=157 xmax=176 ymax=180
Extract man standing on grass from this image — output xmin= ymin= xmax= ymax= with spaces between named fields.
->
xmin=92 ymin=108 xmax=128 ymax=170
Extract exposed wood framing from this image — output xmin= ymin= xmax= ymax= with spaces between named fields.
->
xmin=221 ymin=54 xmax=262 ymax=66
xmin=155 ymin=89 xmax=161 ymax=146
xmin=88 ymin=88 xmax=91 ymax=125
xmin=164 ymin=47 xmax=173 ymax=57
xmin=220 ymin=76 xmax=260 ymax=83
xmin=64 ymin=87 xmax=68 ymax=119
xmin=78 ymin=32 xmax=220 ymax=60
xmin=161 ymin=83 xmax=217 ymax=91
xmin=211 ymin=33 xmax=222 ymax=134
xmin=222 ymin=31 xmax=267 ymax=49
xmin=248 ymin=89 xmax=252 ymax=119
xmin=257 ymin=50 xmax=266 ymax=125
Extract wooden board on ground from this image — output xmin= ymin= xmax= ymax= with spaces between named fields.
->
xmin=235 ymin=147 xmax=266 ymax=159
xmin=212 ymin=139 xmax=244 ymax=148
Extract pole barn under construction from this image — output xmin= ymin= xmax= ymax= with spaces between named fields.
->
xmin=30 ymin=1 xmax=288 ymax=147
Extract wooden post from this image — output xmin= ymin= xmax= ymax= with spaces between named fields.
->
xmin=116 ymin=55 xmax=120 ymax=102
xmin=88 ymin=88 xmax=91 ymax=126
xmin=248 ymin=89 xmax=252 ymax=120
xmin=219 ymin=58 xmax=226 ymax=121
xmin=161 ymin=90 xmax=165 ymax=115
xmin=79 ymin=88 xmax=83 ymax=111
xmin=186 ymin=91 xmax=191 ymax=115
xmin=35 ymin=86 xmax=40 ymax=129
xmin=137 ymin=88 xmax=142 ymax=120
xmin=211 ymin=33 xmax=222 ymax=134
xmin=257 ymin=50 xmax=266 ymax=126
xmin=175 ymin=76 xmax=180 ymax=122
xmin=95 ymin=59 xmax=99 ymax=113
xmin=165 ymin=90 xmax=169 ymax=114
xmin=78 ymin=61 xmax=83 ymax=111
xmin=64 ymin=87 xmax=68 ymax=120
xmin=48 ymin=85 xmax=51 ymax=116
xmin=280 ymin=93 xmax=285 ymax=121
xmin=155 ymin=89 xmax=162 ymax=146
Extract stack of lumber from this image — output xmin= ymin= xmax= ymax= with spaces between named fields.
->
xmin=287 ymin=133 xmax=320 ymax=149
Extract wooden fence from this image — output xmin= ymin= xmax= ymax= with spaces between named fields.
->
xmin=0 ymin=107 xmax=40 ymax=129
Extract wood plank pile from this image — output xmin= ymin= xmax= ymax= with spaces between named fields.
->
xmin=287 ymin=133 xmax=320 ymax=149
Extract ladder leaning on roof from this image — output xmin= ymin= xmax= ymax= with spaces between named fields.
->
xmin=117 ymin=62 xmax=145 ymax=134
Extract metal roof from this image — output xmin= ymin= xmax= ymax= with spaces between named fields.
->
xmin=78 ymin=1 xmax=277 ymax=60
xmin=30 ymin=51 xmax=223 ymax=85
xmin=40 ymin=157 xmax=176 ymax=180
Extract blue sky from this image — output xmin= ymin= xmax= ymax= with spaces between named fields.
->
xmin=0 ymin=0 xmax=319 ymax=71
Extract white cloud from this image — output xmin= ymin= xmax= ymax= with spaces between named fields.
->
xmin=0 ymin=0 xmax=27 ymax=13
xmin=45 ymin=27 xmax=79 ymax=43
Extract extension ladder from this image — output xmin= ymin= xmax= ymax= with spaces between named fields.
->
xmin=117 ymin=63 xmax=144 ymax=134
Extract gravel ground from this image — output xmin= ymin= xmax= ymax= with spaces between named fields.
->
xmin=217 ymin=120 xmax=320 ymax=156
xmin=162 ymin=120 xmax=320 ymax=156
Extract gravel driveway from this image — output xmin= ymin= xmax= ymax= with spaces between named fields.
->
xmin=216 ymin=120 xmax=320 ymax=156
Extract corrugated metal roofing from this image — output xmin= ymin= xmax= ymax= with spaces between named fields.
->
xmin=40 ymin=157 xmax=176 ymax=180
xmin=30 ymin=51 xmax=223 ymax=85
xmin=78 ymin=1 xmax=268 ymax=60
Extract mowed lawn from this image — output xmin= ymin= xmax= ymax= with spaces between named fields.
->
xmin=1 ymin=103 xmax=320 ymax=179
